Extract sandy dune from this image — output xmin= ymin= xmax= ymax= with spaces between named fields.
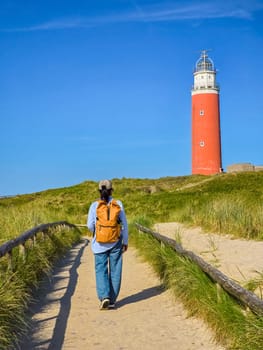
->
xmin=155 ymin=223 xmax=263 ymax=284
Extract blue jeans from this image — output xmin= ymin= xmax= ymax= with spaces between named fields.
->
xmin=94 ymin=238 xmax=123 ymax=303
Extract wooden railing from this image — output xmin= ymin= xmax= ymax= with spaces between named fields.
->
xmin=0 ymin=221 xmax=79 ymax=270
xmin=135 ymin=223 xmax=263 ymax=317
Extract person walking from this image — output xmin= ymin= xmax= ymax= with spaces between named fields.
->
xmin=87 ymin=179 xmax=128 ymax=310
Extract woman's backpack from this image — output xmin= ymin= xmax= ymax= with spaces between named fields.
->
xmin=95 ymin=199 xmax=121 ymax=243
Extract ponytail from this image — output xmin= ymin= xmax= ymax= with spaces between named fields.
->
xmin=100 ymin=186 xmax=110 ymax=202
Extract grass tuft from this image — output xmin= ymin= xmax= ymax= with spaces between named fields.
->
xmin=0 ymin=226 xmax=81 ymax=349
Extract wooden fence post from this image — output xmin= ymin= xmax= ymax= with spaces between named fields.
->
xmin=19 ymin=243 xmax=26 ymax=261
xmin=7 ymin=251 xmax=13 ymax=271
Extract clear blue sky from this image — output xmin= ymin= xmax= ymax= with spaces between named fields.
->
xmin=1 ymin=0 xmax=263 ymax=195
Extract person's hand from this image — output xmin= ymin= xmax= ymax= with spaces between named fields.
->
xmin=122 ymin=244 xmax=128 ymax=253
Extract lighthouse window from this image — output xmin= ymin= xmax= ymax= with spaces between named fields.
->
xmin=200 ymin=109 xmax=205 ymax=116
xmin=200 ymin=141 xmax=205 ymax=147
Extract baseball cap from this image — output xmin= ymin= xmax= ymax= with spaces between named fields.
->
xmin=98 ymin=179 xmax=112 ymax=190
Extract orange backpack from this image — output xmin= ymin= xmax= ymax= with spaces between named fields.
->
xmin=95 ymin=199 xmax=121 ymax=243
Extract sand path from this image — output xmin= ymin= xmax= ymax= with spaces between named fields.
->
xmin=19 ymin=222 xmax=263 ymax=350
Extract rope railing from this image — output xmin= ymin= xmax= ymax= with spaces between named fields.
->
xmin=135 ymin=223 xmax=263 ymax=317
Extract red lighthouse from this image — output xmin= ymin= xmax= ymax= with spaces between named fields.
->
xmin=191 ymin=50 xmax=222 ymax=175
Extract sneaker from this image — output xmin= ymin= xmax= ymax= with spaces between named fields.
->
xmin=108 ymin=303 xmax=115 ymax=309
xmin=100 ymin=298 xmax=110 ymax=310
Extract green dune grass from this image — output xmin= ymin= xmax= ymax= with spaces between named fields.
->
xmin=0 ymin=171 xmax=263 ymax=348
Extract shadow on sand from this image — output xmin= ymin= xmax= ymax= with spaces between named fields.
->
xmin=117 ymin=284 xmax=165 ymax=308
xmin=18 ymin=237 xmax=89 ymax=350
